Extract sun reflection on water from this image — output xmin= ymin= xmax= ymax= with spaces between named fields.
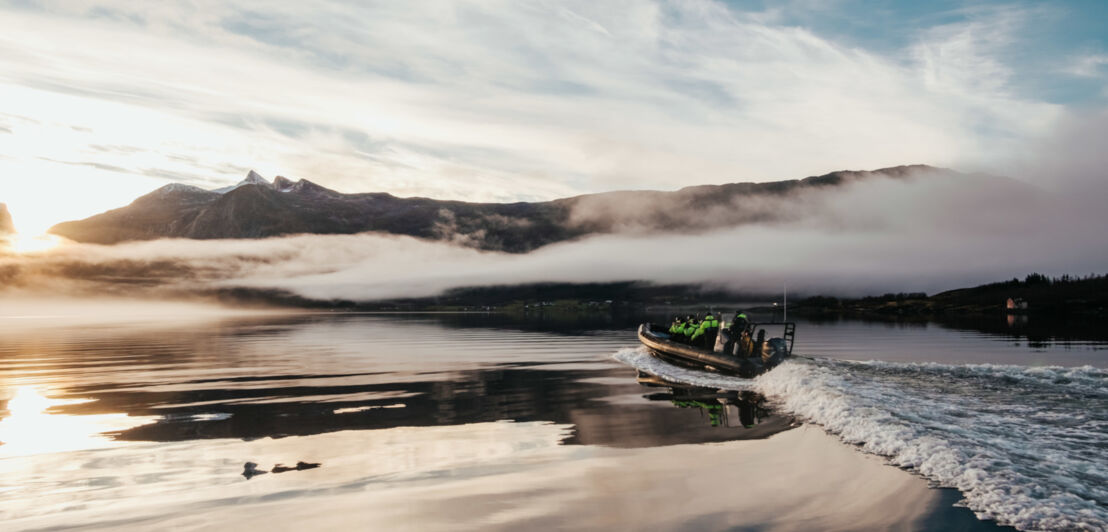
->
xmin=0 ymin=386 xmax=155 ymax=458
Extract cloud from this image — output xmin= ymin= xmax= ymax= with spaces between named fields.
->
xmin=0 ymin=0 xmax=1085 ymax=236
xmin=3 ymin=163 xmax=1104 ymax=301
xmin=1006 ymin=107 xmax=1108 ymax=210
xmin=1066 ymin=54 xmax=1108 ymax=78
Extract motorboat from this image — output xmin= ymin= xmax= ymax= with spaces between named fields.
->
xmin=637 ymin=318 xmax=795 ymax=378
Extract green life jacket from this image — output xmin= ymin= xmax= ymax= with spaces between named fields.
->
xmin=698 ymin=316 xmax=719 ymax=332
xmin=684 ymin=323 xmax=698 ymax=337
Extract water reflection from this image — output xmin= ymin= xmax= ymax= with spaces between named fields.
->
xmin=0 ymin=419 xmax=576 ymax=528
xmin=2 ymin=311 xmax=1104 ymax=459
xmin=0 ymin=311 xmax=1042 ymax=530
xmin=636 ymin=372 xmax=791 ymax=434
xmin=0 ymin=313 xmax=800 ymax=455
xmin=0 ymin=386 xmax=155 ymax=458
xmin=663 ymin=389 xmax=771 ymax=429
xmin=802 ymin=312 xmax=1108 ymax=351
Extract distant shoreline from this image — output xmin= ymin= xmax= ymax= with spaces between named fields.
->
xmin=208 ymin=273 xmax=1107 ymax=321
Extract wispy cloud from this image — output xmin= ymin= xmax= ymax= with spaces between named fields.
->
xmin=1066 ymin=53 xmax=1108 ymax=78
xmin=0 ymin=0 xmax=1098 ymax=236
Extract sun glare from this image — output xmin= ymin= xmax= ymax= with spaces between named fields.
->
xmin=7 ymin=233 xmax=63 ymax=254
xmin=0 ymin=386 xmax=155 ymax=458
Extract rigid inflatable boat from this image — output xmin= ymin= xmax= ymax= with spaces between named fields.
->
xmin=637 ymin=319 xmax=795 ymax=378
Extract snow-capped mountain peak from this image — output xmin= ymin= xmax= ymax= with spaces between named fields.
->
xmin=213 ymin=170 xmax=272 ymax=194
xmin=243 ymin=170 xmax=268 ymax=185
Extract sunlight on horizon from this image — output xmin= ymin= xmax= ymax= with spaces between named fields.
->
xmin=6 ymin=233 xmax=64 ymax=254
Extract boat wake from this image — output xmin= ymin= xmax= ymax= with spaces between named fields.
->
xmin=614 ymin=347 xmax=1108 ymax=531
xmin=612 ymin=347 xmax=756 ymax=390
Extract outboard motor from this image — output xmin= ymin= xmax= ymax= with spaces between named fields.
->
xmin=761 ymin=337 xmax=789 ymax=366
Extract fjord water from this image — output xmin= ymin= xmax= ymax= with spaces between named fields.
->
xmin=1 ymin=312 xmax=1105 ymax=530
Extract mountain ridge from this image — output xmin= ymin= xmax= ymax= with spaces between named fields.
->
xmin=49 ymin=164 xmax=970 ymax=252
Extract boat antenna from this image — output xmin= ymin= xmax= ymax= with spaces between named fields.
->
xmin=783 ymin=282 xmax=787 ymax=323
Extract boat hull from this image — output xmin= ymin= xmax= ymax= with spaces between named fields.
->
xmin=637 ymin=323 xmax=786 ymax=378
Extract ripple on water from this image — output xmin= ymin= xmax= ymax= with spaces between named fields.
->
xmin=615 ymin=348 xmax=1108 ymax=531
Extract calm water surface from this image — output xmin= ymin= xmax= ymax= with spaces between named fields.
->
xmin=1 ymin=312 xmax=1104 ymax=530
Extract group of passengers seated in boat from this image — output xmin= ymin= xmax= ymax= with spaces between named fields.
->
xmin=667 ymin=311 xmax=750 ymax=352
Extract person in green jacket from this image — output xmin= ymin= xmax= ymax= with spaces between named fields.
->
xmin=690 ymin=326 xmax=704 ymax=347
xmin=732 ymin=311 xmax=749 ymax=333
xmin=704 ymin=313 xmax=720 ymax=348
xmin=673 ymin=317 xmax=688 ymax=342
xmin=683 ymin=316 xmax=699 ymax=343
xmin=691 ymin=313 xmax=720 ymax=348
xmin=730 ymin=311 xmax=752 ymax=356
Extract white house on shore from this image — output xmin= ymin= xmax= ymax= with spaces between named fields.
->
xmin=1006 ymin=298 xmax=1029 ymax=311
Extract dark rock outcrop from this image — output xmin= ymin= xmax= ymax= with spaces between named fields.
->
xmin=0 ymin=203 xmax=15 ymax=234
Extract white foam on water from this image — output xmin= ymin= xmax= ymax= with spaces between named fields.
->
xmin=612 ymin=347 xmax=1108 ymax=530
xmin=333 ymin=403 xmax=406 ymax=415
xmin=611 ymin=347 xmax=755 ymax=391
xmin=755 ymin=358 xmax=1108 ymax=531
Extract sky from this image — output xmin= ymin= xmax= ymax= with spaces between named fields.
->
xmin=0 ymin=0 xmax=1106 ymax=237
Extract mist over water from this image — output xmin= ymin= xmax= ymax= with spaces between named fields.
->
xmin=2 ymin=164 xmax=1107 ymax=303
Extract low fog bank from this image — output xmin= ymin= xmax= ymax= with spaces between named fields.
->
xmin=0 ymin=297 xmax=295 ymax=334
xmin=563 ymin=165 xmax=965 ymax=235
xmin=1 ymin=165 xmax=1104 ymax=303
xmin=1013 ymin=108 xmax=1108 ymax=205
